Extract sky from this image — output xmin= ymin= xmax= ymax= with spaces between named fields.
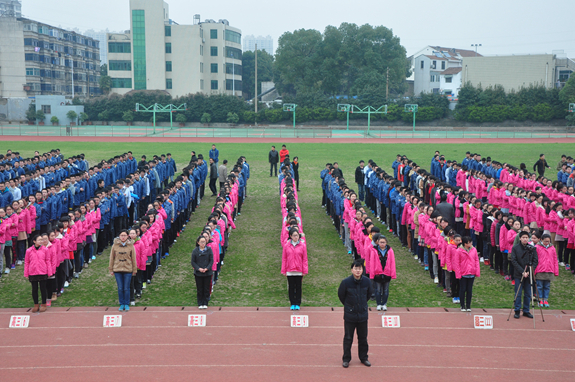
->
xmin=20 ymin=0 xmax=575 ymax=57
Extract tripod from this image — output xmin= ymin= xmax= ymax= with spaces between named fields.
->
xmin=506 ymin=265 xmax=545 ymax=327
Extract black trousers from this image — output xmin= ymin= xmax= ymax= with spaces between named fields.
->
xmin=209 ymin=178 xmax=218 ymax=195
xmin=270 ymin=162 xmax=277 ymax=176
xmin=30 ymin=279 xmax=47 ymax=304
xmin=287 ymin=275 xmax=302 ymax=305
xmin=195 ymin=274 xmax=212 ymax=306
xmin=343 ymin=320 xmax=368 ymax=362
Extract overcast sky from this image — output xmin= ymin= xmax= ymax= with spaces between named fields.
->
xmin=21 ymin=0 xmax=575 ymax=57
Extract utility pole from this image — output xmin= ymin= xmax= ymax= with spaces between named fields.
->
xmin=386 ymin=67 xmax=389 ymax=100
xmin=255 ymin=43 xmax=258 ymax=126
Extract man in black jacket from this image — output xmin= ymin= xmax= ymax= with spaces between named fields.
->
xmin=338 ymin=260 xmax=373 ymax=368
xmin=355 ymin=160 xmax=365 ymax=201
xmin=268 ymin=146 xmax=279 ymax=177
xmin=532 ymin=153 xmax=550 ymax=177
xmin=511 ymin=232 xmax=538 ymax=319
xmin=435 ymin=193 xmax=455 ymax=227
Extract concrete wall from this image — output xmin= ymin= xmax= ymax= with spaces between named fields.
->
xmin=461 ymin=55 xmax=557 ymax=91
xmin=0 ymin=17 xmax=27 ymax=97
xmin=0 ymin=97 xmax=31 ymax=121
xmin=34 ymin=95 xmax=84 ymax=124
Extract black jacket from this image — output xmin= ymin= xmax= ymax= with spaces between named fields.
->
xmin=332 ymin=168 xmax=343 ymax=179
xmin=210 ymin=162 xmax=218 ymax=179
xmin=355 ymin=166 xmax=365 ymax=184
xmin=435 ymin=201 xmax=455 ymax=227
xmin=191 ymin=246 xmax=214 ymax=277
xmin=292 ymin=162 xmax=299 ymax=180
xmin=338 ymin=275 xmax=373 ymax=323
xmin=511 ymin=242 xmax=538 ymax=281
xmin=269 ymin=150 xmax=279 ymax=164
xmin=532 ymin=159 xmax=549 ymax=176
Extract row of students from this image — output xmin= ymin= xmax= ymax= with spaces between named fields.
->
xmin=191 ymin=158 xmax=245 ymax=309
xmin=280 ymin=164 xmax=308 ymax=311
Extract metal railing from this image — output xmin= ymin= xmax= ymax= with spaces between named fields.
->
xmin=0 ymin=124 xmax=574 ymax=139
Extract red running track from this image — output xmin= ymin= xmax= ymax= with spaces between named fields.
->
xmin=0 ymin=307 xmax=574 ymax=382
xmin=2 ymin=135 xmax=575 ymax=144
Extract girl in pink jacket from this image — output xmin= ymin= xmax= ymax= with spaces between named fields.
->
xmin=454 ymin=236 xmax=480 ymax=312
xmin=24 ymin=235 xmax=50 ymax=313
xmin=281 ymin=228 xmax=308 ymax=311
xmin=534 ymin=234 xmax=559 ymax=308
xmin=368 ymin=234 xmax=396 ymax=311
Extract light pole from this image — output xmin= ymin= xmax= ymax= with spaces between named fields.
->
xmin=66 ymin=54 xmax=75 ymax=98
xmin=471 ymin=44 xmax=482 ymax=57
xmin=231 ymin=52 xmax=235 ymax=96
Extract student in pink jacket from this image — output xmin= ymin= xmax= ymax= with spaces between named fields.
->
xmin=454 ymin=236 xmax=480 ymax=312
xmin=24 ymin=234 xmax=50 ymax=313
xmin=281 ymin=228 xmax=308 ymax=311
xmin=534 ymin=234 xmax=559 ymax=308
xmin=368 ymin=234 xmax=396 ymax=311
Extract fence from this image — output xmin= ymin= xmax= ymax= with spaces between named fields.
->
xmin=1 ymin=124 xmax=575 ymax=139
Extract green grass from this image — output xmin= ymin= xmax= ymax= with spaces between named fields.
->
xmin=1 ymin=141 xmax=574 ymax=310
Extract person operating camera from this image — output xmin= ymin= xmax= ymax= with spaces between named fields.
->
xmin=510 ymin=231 xmax=539 ymax=319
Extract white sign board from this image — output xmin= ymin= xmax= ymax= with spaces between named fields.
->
xmin=188 ymin=315 xmax=206 ymax=327
xmin=290 ymin=315 xmax=309 ymax=327
xmin=474 ymin=315 xmax=493 ymax=329
xmin=103 ymin=315 xmax=122 ymax=328
xmin=570 ymin=319 xmax=575 ymax=332
xmin=9 ymin=315 xmax=30 ymax=328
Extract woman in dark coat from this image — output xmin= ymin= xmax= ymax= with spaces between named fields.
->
xmin=293 ymin=156 xmax=300 ymax=191
xmin=191 ymin=235 xmax=214 ymax=309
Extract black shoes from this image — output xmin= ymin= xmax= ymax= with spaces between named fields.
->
xmin=523 ymin=312 xmax=534 ymax=318
xmin=514 ymin=311 xmax=520 ymax=319
xmin=361 ymin=360 xmax=371 ymax=367
xmin=342 ymin=362 xmax=349 ymax=368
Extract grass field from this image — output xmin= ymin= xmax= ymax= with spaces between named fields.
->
xmin=1 ymin=141 xmax=574 ymax=310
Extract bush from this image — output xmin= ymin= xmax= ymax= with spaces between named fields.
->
xmin=176 ymin=113 xmax=187 ymax=123
xmin=50 ymin=116 xmax=59 ymax=124
xmin=226 ymin=112 xmax=239 ymax=124
xmin=98 ymin=110 xmax=109 ymax=121
xmin=35 ymin=110 xmax=45 ymax=123
xmin=79 ymin=112 xmax=89 ymax=123
xmin=66 ymin=110 xmax=78 ymax=123
xmin=122 ymin=111 xmax=134 ymax=122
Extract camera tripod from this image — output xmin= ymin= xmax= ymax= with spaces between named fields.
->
xmin=506 ymin=265 xmax=545 ymax=328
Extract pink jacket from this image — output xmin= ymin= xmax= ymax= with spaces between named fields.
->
xmin=24 ymin=245 xmax=50 ymax=278
xmin=281 ymin=240 xmax=308 ymax=275
xmin=367 ymin=246 xmax=396 ymax=280
xmin=445 ymin=242 xmax=457 ymax=272
xmin=133 ymin=239 xmax=146 ymax=271
xmin=454 ymin=246 xmax=480 ymax=279
xmin=499 ymin=224 xmax=509 ymax=252
xmin=27 ymin=206 xmax=36 ymax=234
xmin=17 ymin=209 xmax=28 ymax=234
xmin=534 ymin=244 xmax=559 ymax=276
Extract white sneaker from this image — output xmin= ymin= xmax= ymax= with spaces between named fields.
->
xmin=142 ymin=283 xmax=146 ymax=289
xmin=434 ymin=277 xmax=439 ymax=284
xmin=130 ymin=301 xmax=135 ymax=306
xmin=88 ymin=259 xmax=92 ymax=264
xmin=461 ymin=308 xmax=466 ymax=312
xmin=382 ymin=304 xmax=387 ymax=311
xmin=414 ymin=255 xmax=418 ymax=260
xmin=480 ymin=257 xmax=485 ymax=263
xmin=17 ymin=260 xmax=22 ymax=265
xmin=64 ymin=281 xmax=69 ymax=288
xmin=559 ymin=262 xmax=565 ymax=267
xmin=376 ymin=305 xmax=382 ymax=311
xmin=466 ymin=308 xmax=471 ymax=312
xmin=4 ymin=269 xmax=9 ymax=274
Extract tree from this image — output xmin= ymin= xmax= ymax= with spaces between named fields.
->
xmin=25 ymin=104 xmax=36 ymax=122
xmin=100 ymin=64 xmax=108 ymax=76
xmin=176 ymin=113 xmax=187 ymax=124
xmin=201 ymin=113 xmax=212 ymax=124
xmin=99 ymin=75 xmax=112 ymax=95
xmin=242 ymin=50 xmax=274 ymax=100
xmin=66 ymin=110 xmax=78 ymax=124
xmin=98 ymin=110 xmax=109 ymax=122
xmin=226 ymin=112 xmax=239 ymax=124
xmin=35 ymin=110 xmax=46 ymax=124
xmin=559 ymin=75 xmax=575 ymax=106
xmin=122 ymin=111 xmax=134 ymax=122
xmin=79 ymin=112 xmax=89 ymax=123
xmin=50 ymin=116 xmax=59 ymax=125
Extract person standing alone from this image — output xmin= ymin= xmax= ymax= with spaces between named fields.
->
xmin=218 ymin=160 xmax=228 ymax=190
xmin=533 ymin=154 xmax=550 ymax=177
xmin=338 ymin=260 xmax=373 ymax=368
xmin=209 ymin=158 xmax=218 ymax=196
xmin=269 ymin=146 xmax=279 ymax=177
xmin=355 ymin=160 xmax=365 ymax=202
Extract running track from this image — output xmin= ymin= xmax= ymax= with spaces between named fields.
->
xmin=0 ymin=307 xmax=573 ymax=381
xmin=2 ymin=135 xmax=575 ymax=144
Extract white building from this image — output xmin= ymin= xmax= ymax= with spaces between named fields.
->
xmin=83 ymin=29 xmax=115 ymax=65
xmin=243 ymin=35 xmax=273 ymax=54
xmin=0 ymin=0 xmax=21 ymax=17
xmin=108 ymin=0 xmax=242 ymax=97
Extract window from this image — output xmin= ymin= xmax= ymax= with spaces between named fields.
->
xmin=211 ymin=80 xmax=218 ymax=90
xmin=26 ymin=68 xmax=40 ymax=76
xmin=166 ymin=79 xmax=172 ymax=89
xmin=445 ymin=76 xmax=452 ymax=83
xmin=432 ymin=60 xmax=436 ymax=69
xmin=430 ymin=75 xmax=435 ymax=82
xmin=225 ymin=47 xmax=242 ymax=59
xmin=109 ymin=60 xmax=132 ymax=71
xmin=200 ymin=79 xmax=204 ymax=90
xmin=441 ymin=61 xmax=445 ymax=70
xmin=200 ymin=45 xmax=203 ymax=56
xmin=225 ymin=30 xmax=241 ymax=44
xmin=41 ymin=105 xmax=51 ymax=114
xmin=108 ymin=42 xmax=131 ymax=53
xmin=200 ymin=62 xmax=203 ymax=73
xmin=420 ymin=61 xmax=424 ymax=69
xmin=165 ymin=43 xmax=171 ymax=54
xmin=225 ymin=79 xmax=242 ymax=91
xmin=225 ymin=63 xmax=242 ymax=75
xmin=166 ymin=61 xmax=172 ymax=72
xmin=165 ymin=25 xmax=171 ymax=36
xmin=111 ymin=78 xmax=133 ymax=88
xmin=132 ymin=9 xmax=147 ymax=90
xmin=200 ymin=29 xmax=203 ymax=38
xmin=210 ymin=29 xmax=217 ymax=39
xmin=210 ymin=63 xmax=218 ymax=73
xmin=210 ymin=47 xmax=218 ymax=56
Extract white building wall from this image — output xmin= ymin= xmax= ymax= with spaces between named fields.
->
xmin=439 ymin=72 xmax=462 ymax=98
xmin=0 ymin=17 xmax=27 ymax=97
